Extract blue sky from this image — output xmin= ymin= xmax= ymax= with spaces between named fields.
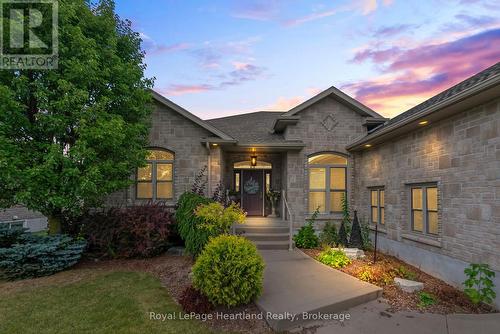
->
xmin=116 ymin=0 xmax=500 ymax=119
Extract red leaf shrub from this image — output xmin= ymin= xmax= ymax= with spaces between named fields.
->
xmin=75 ymin=202 xmax=175 ymax=258
xmin=179 ymin=285 xmax=214 ymax=314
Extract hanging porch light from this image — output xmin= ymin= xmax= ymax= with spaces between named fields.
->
xmin=250 ymin=154 xmax=257 ymax=167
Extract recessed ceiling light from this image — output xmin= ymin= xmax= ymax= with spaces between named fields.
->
xmin=212 ymin=143 xmax=218 ymax=147
xmin=418 ymin=120 xmax=429 ymax=125
xmin=364 ymin=144 xmax=372 ymax=148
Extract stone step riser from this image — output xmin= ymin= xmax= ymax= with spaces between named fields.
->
xmin=244 ymin=234 xmax=290 ymax=242
xmin=236 ymin=227 xmax=289 ymax=234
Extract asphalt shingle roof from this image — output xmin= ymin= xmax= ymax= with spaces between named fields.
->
xmin=374 ymin=62 xmax=500 ymax=132
xmin=206 ymin=111 xmax=289 ymax=143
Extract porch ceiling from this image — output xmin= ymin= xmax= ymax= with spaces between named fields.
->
xmin=217 ymin=142 xmax=305 ymax=153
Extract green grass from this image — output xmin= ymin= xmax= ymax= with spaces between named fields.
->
xmin=0 ymin=270 xmax=215 ymax=334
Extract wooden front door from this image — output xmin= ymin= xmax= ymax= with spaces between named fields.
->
xmin=241 ymin=170 xmax=264 ymax=216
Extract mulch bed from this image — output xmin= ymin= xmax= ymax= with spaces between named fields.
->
xmin=77 ymin=255 xmax=273 ymax=334
xmin=301 ymin=248 xmax=497 ymax=314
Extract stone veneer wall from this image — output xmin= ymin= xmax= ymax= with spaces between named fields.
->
xmin=283 ymin=96 xmax=369 ymax=230
xmin=352 ymin=98 xmax=500 ymax=307
xmin=106 ymin=100 xmax=218 ymax=206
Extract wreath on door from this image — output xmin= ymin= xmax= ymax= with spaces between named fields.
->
xmin=244 ymin=177 xmax=259 ymax=194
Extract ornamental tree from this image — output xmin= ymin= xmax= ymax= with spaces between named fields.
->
xmin=0 ymin=0 xmax=154 ymax=233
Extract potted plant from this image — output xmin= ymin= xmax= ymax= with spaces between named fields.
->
xmin=266 ymin=189 xmax=281 ymax=217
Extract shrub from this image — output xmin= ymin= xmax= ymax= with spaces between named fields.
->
xmin=348 ymin=211 xmax=363 ymax=248
xmin=294 ymin=208 xmax=319 ymax=248
xmin=316 ymin=248 xmax=351 ymax=268
xmin=338 ymin=194 xmax=350 ymax=246
xmin=396 ymin=265 xmax=417 ymax=281
xmin=195 ymin=202 xmax=246 ymax=235
xmin=358 ymin=266 xmax=375 ymax=283
xmin=192 ymin=235 xmax=265 ymax=307
xmin=0 ymin=232 xmax=86 ymax=280
xmin=179 ymin=285 xmax=214 ymax=314
xmin=319 ymin=222 xmax=338 ymax=247
xmin=175 ymin=192 xmax=213 ymax=256
xmin=191 ymin=166 xmax=208 ymax=196
xmin=463 ymin=263 xmax=496 ymax=304
xmin=360 ymin=218 xmax=372 ymax=250
xmin=75 ymin=202 xmax=174 ymax=258
xmin=0 ymin=225 xmax=28 ymax=248
xmin=417 ymin=291 xmax=438 ymax=308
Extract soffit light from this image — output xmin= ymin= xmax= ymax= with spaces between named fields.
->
xmin=418 ymin=120 xmax=429 ymax=126
xmin=364 ymin=144 xmax=372 ymax=148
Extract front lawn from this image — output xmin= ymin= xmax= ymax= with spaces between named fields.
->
xmin=0 ymin=269 xmax=214 ymax=334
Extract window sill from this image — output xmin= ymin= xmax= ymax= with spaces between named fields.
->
xmin=369 ymin=225 xmax=387 ymax=234
xmin=401 ymin=232 xmax=442 ymax=248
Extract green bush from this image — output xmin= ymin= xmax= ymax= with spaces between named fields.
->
xmin=463 ymin=263 xmax=496 ymax=304
xmin=319 ymin=222 xmax=338 ymax=247
xmin=294 ymin=208 xmax=319 ymax=248
xmin=396 ymin=265 xmax=417 ymax=281
xmin=0 ymin=225 xmax=28 ymax=248
xmin=192 ymin=235 xmax=264 ymax=307
xmin=175 ymin=192 xmax=213 ymax=256
xmin=195 ymin=202 xmax=246 ymax=234
xmin=0 ymin=231 xmax=86 ymax=280
xmin=417 ymin=291 xmax=438 ymax=308
xmin=316 ymin=248 xmax=351 ymax=268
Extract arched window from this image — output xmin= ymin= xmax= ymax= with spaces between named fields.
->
xmin=137 ymin=149 xmax=174 ymax=200
xmin=308 ymin=153 xmax=347 ymax=213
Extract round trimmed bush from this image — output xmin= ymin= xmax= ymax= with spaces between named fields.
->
xmin=192 ymin=235 xmax=265 ymax=307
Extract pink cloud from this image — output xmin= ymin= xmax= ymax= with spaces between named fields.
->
xmin=343 ymin=28 xmax=500 ymax=117
xmin=264 ymin=87 xmax=323 ymax=110
xmin=161 ymin=84 xmax=214 ymax=96
xmin=160 ymin=62 xmax=267 ymax=96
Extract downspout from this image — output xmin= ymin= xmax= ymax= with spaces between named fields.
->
xmin=205 ymin=142 xmax=211 ymax=196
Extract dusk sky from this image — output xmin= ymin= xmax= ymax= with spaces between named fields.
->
xmin=116 ymin=0 xmax=500 ymax=120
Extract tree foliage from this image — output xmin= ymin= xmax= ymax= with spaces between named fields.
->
xmin=0 ymin=0 xmax=154 ymax=233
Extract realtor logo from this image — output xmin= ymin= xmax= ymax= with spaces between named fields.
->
xmin=0 ymin=0 xmax=58 ymax=69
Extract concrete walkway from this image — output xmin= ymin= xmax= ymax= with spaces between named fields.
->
xmin=308 ymin=299 xmax=500 ymax=334
xmin=256 ymin=250 xmax=382 ymax=331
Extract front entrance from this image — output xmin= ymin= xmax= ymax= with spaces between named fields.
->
xmin=241 ymin=170 xmax=264 ymax=216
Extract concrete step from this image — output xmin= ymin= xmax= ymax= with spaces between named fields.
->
xmin=244 ymin=233 xmax=290 ymax=242
xmin=236 ymin=226 xmax=289 ymax=234
xmin=253 ymin=240 xmax=290 ymax=250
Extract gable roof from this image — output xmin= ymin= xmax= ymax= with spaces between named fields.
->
xmin=281 ymin=86 xmax=384 ymax=118
xmin=151 ymin=90 xmax=234 ymax=141
xmin=207 ymin=111 xmax=290 ymax=144
xmin=347 ymin=62 xmax=500 ymax=150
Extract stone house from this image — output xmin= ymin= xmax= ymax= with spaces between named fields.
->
xmin=2 ymin=62 xmax=499 ymax=306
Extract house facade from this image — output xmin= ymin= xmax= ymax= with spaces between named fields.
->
xmin=1 ymin=63 xmax=499 ymax=306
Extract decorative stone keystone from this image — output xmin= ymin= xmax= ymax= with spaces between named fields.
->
xmin=394 ymin=277 xmax=424 ymax=293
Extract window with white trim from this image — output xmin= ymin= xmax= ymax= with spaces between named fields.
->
xmin=308 ymin=153 xmax=347 ymax=213
xmin=411 ymin=185 xmax=438 ymax=235
xmin=136 ymin=149 xmax=174 ymax=200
